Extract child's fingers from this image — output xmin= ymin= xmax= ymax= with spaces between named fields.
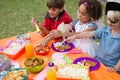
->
xmin=64 ymin=38 xmax=71 ymax=42
xmin=107 ymin=67 xmax=115 ymax=72
xmin=31 ymin=17 xmax=36 ymax=27
xmin=31 ymin=17 xmax=39 ymax=27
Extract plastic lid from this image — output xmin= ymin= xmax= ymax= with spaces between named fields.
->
xmin=48 ymin=62 xmax=54 ymax=67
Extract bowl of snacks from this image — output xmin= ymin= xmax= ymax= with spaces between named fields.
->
xmin=4 ymin=68 xmax=28 ymax=80
xmin=24 ymin=56 xmax=44 ymax=73
xmin=34 ymin=45 xmax=50 ymax=55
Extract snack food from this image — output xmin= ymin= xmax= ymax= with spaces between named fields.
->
xmin=24 ymin=56 xmax=44 ymax=73
xmin=0 ymin=54 xmax=11 ymax=72
xmin=57 ymin=64 xmax=90 ymax=80
xmin=83 ymin=60 xmax=97 ymax=67
xmin=53 ymin=42 xmax=70 ymax=51
xmin=24 ymin=57 xmax=43 ymax=67
xmin=4 ymin=68 xmax=28 ymax=80
xmin=34 ymin=45 xmax=50 ymax=55
xmin=73 ymin=57 xmax=100 ymax=71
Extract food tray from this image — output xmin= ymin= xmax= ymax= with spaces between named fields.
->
xmin=0 ymin=40 xmax=25 ymax=59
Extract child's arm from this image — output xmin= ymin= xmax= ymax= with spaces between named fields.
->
xmin=36 ymin=22 xmax=50 ymax=36
xmin=65 ymin=31 xmax=95 ymax=42
xmin=84 ymin=26 xmax=96 ymax=32
xmin=39 ymin=32 xmax=53 ymax=49
xmin=31 ymin=17 xmax=49 ymax=37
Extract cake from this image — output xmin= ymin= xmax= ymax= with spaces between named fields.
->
xmin=0 ymin=54 xmax=11 ymax=72
xmin=57 ymin=64 xmax=90 ymax=80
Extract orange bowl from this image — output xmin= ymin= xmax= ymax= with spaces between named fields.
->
xmin=34 ymin=45 xmax=50 ymax=56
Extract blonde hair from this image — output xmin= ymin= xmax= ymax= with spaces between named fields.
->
xmin=107 ymin=10 xmax=120 ymax=23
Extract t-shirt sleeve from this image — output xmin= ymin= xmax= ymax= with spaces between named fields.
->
xmin=88 ymin=22 xmax=97 ymax=30
xmin=72 ymin=19 xmax=79 ymax=26
xmin=93 ymin=27 xmax=105 ymax=39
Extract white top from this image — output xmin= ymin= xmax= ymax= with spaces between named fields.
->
xmin=73 ymin=21 xmax=98 ymax=57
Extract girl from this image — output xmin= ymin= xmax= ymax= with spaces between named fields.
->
xmin=66 ymin=1 xmax=120 ymax=73
xmin=71 ymin=0 xmax=103 ymax=57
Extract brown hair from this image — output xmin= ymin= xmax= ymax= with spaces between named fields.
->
xmin=47 ymin=0 xmax=65 ymax=9
xmin=78 ymin=0 xmax=103 ymax=21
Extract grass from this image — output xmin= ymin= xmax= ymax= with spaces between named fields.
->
xmin=0 ymin=0 xmax=105 ymax=39
xmin=0 ymin=0 xmax=78 ymax=39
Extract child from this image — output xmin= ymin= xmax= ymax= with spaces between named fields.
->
xmin=70 ymin=0 xmax=103 ymax=57
xmin=32 ymin=0 xmax=73 ymax=44
xmin=65 ymin=1 xmax=120 ymax=73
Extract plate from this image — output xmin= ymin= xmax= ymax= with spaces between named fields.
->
xmin=51 ymin=42 xmax=74 ymax=52
xmin=73 ymin=57 xmax=100 ymax=71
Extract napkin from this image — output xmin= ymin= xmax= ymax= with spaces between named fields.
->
xmin=34 ymin=66 xmax=49 ymax=80
xmin=68 ymin=50 xmax=82 ymax=54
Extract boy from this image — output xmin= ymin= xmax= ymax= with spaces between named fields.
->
xmin=32 ymin=0 xmax=72 ymax=44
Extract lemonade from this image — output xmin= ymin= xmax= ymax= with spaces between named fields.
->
xmin=47 ymin=62 xmax=57 ymax=80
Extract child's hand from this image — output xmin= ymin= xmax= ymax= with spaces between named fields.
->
xmin=31 ymin=17 xmax=39 ymax=27
xmin=39 ymin=38 xmax=49 ymax=49
xmin=39 ymin=33 xmax=53 ymax=49
xmin=64 ymin=35 xmax=76 ymax=42
xmin=50 ymin=30 xmax=61 ymax=38
xmin=107 ymin=66 xmax=119 ymax=72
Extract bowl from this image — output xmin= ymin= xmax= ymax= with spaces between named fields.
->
xmin=24 ymin=56 xmax=44 ymax=73
xmin=34 ymin=45 xmax=50 ymax=56
xmin=4 ymin=68 xmax=28 ymax=80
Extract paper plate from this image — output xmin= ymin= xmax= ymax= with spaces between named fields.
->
xmin=73 ymin=57 xmax=100 ymax=71
xmin=51 ymin=42 xmax=74 ymax=52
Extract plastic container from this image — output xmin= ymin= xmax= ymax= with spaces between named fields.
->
xmin=47 ymin=62 xmax=57 ymax=80
xmin=0 ymin=40 xmax=25 ymax=60
xmin=0 ymin=47 xmax=25 ymax=60
xmin=25 ymin=39 xmax=34 ymax=58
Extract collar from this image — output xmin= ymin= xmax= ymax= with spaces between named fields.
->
xmin=45 ymin=10 xmax=65 ymax=21
xmin=105 ymin=27 xmax=120 ymax=39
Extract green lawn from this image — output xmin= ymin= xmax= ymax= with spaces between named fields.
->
xmin=0 ymin=0 xmax=105 ymax=39
xmin=0 ymin=0 xmax=78 ymax=39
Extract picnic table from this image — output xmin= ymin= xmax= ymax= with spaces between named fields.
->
xmin=0 ymin=32 xmax=120 ymax=80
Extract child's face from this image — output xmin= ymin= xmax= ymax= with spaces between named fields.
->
xmin=48 ymin=7 xmax=63 ymax=18
xmin=107 ymin=19 xmax=120 ymax=30
xmin=78 ymin=4 xmax=91 ymax=24
xmin=107 ymin=11 xmax=120 ymax=30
